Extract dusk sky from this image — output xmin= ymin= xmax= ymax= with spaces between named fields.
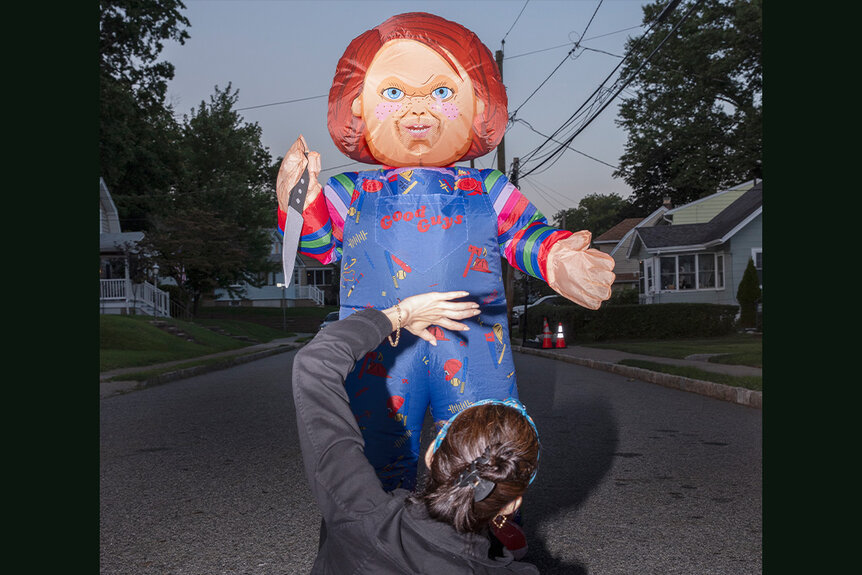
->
xmin=161 ymin=0 xmax=653 ymax=219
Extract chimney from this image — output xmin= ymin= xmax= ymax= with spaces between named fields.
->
xmin=662 ymin=196 xmax=672 ymax=209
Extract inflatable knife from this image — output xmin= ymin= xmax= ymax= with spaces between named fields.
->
xmin=278 ymin=152 xmax=309 ymax=287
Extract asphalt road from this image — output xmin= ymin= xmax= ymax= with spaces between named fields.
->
xmin=100 ymin=349 xmax=762 ymax=575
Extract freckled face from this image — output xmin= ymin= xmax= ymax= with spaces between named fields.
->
xmin=352 ymin=39 xmax=482 ymax=167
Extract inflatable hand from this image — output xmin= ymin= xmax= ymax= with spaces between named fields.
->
xmin=546 ymin=231 xmax=616 ymax=310
xmin=276 ymin=135 xmax=322 ymax=213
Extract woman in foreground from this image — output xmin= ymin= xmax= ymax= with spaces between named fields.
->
xmin=292 ymin=291 xmax=541 ymax=573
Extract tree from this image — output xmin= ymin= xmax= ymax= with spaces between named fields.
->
xmin=736 ymin=257 xmax=761 ymax=329
xmin=551 ymin=192 xmax=641 ymax=237
xmin=613 ymin=0 xmax=762 ymax=213
xmin=143 ymin=84 xmax=277 ymax=314
xmin=100 ymin=0 xmax=190 ymax=231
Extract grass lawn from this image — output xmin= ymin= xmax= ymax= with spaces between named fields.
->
xmin=581 ymin=333 xmax=762 ymax=368
xmin=100 ymin=314 xmax=287 ymax=372
xmin=619 ymin=359 xmax=762 ymax=391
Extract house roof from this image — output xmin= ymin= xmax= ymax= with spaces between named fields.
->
xmin=100 ymin=231 xmax=145 ymax=253
xmin=664 ymin=179 xmax=757 ymax=224
xmin=594 ymin=218 xmax=644 ymax=243
xmin=606 ymin=206 xmax=668 ymax=257
xmin=100 ymin=177 xmax=122 ymax=235
xmin=634 ymin=181 xmax=762 ymax=252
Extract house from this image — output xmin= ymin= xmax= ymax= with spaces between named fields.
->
xmin=593 ymin=205 xmax=668 ymax=293
xmin=99 ymin=178 xmax=170 ymax=316
xmin=627 ymin=180 xmax=762 ymax=306
xmin=207 ymin=231 xmax=337 ymax=308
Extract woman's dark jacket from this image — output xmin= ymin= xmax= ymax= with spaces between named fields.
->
xmin=292 ymin=308 xmax=539 ymax=574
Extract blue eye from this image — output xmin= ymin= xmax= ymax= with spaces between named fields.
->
xmin=432 ymin=86 xmax=453 ymax=100
xmin=431 ymin=86 xmax=452 ymax=100
xmin=382 ymin=87 xmax=404 ymax=101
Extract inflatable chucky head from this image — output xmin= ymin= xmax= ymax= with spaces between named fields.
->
xmin=327 ymin=12 xmax=508 ymax=168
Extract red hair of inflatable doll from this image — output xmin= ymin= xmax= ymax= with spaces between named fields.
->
xmin=328 ymin=12 xmax=508 ymax=165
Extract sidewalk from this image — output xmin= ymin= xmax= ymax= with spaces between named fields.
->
xmin=100 ymin=334 xmax=761 ymax=408
xmin=513 ymin=342 xmax=761 ymax=409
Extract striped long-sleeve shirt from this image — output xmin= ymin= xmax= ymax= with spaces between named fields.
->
xmin=277 ymin=167 xmax=571 ymax=283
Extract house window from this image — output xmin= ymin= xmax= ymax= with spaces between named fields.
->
xmin=678 ymin=255 xmax=695 ymax=290
xmin=639 ymin=260 xmax=654 ymax=294
xmin=698 ymin=255 xmax=716 ymax=288
xmin=306 ymin=268 xmax=333 ymax=287
xmin=752 ymin=248 xmax=762 ymax=288
xmin=659 ymin=254 xmax=724 ymax=291
xmin=716 ymin=254 xmax=724 ymax=288
xmin=660 ymin=257 xmax=677 ymax=290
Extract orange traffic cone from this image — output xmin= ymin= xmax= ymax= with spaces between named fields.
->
xmin=555 ymin=322 xmax=567 ymax=348
xmin=541 ymin=317 xmax=553 ymax=348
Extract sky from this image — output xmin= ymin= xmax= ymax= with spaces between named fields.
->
xmin=160 ymin=0 xmax=653 ymax=219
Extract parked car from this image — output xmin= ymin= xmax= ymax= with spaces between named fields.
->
xmin=511 ymin=294 xmax=565 ymax=321
xmin=319 ymin=311 xmax=340 ymax=331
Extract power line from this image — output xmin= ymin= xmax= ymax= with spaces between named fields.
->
xmin=503 ymin=24 xmax=643 ymax=61
xmin=519 ymin=0 xmax=694 ymax=179
xmin=519 ymin=178 xmax=568 ymax=215
xmin=513 ymin=118 xmax=618 ymax=170
xmin=509 ymin=0 xmax=605 ymax=120
xmin=501 ymin=0 xmax=531 ymax=45
xmin=236 ymin=94 xmax=327 ymax=112
xmin=518 ymin=1 xmax=681 ymax=169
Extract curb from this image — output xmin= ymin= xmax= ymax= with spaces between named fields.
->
xmin=100 ymin=344 xmax=302 ymax=399
xmin=512 ymin=345 xmax=762 ymax=409
xmin=144 ymin=344 xmax=300 ymax=387
xmin=102 ymin=342 xmax=761 ymax=410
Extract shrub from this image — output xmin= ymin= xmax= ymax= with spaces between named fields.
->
xmin=523 ymin=302 xmax=738 ymax=341
xmin=606 ymin=287 xmax=639 ymax=305
xmin=736 ymin=258 xmax=761 ymax=329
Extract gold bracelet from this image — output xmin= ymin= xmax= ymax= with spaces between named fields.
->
xmin=388 ymin=302 xmax=402 ymax=347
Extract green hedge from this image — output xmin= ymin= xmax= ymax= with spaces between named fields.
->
xmin=524 ymin=302 xmax=739 ymax=341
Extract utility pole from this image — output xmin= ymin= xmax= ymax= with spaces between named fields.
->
xmin=496 ymin=47 xmax=515 ymax=335
xmin=495 ymin=48 xmax=507 ymax=176
xmin=510 ymin=157 xmax=529 ymax=346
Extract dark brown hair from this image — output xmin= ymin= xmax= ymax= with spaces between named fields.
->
xmin=327 ymin=12 xmax=508 ymax=164
xmin=408 ymin=403 xmax=539 ymax=533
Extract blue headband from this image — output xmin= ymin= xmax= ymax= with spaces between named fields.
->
xmin=431 ymin=397 xmax=540 ymax=485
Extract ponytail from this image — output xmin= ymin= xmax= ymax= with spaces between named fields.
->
xmin=408 ymin=401 xmax=539 ymax=533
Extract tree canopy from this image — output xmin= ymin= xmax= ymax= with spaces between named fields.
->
xmin=552 ymin=192 xmax=641 ymax=237
xmin=614 ymin=0 xmax=762 ymax=213
xmin=100 ymin=0 xmax=279 ymax=315
xmin=100 ymin=0 xmax=190 ymax=231
xmin=142 ymin=85 xmax=276 ymax=313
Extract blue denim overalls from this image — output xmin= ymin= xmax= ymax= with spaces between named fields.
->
xmin=335 ymin=166 xmax=518 ymax=491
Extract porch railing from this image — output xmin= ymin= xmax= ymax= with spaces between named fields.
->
xmin=305 ymin=284 xmax=325 ymax=306
xmin=100 ymin=279 xmax=171 ymax=317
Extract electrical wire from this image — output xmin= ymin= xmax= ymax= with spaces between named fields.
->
xmin=518 ymin=0 xmax=694 ymax=178
xmin=514 ymin=118 xmax=618 ymax=170
xmin=509 ymin=0 xmax=604 ymax=120
xmin=236 ymin=94 xmax=327 ymax=112
xmin=517 ymin=1 xmax=680 ymax=170
xmin=501 ymin=0 xmax=531 ymax=46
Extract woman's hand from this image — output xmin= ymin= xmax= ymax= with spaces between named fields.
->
xmin=383 ymin=291 xmax=480 ymax=346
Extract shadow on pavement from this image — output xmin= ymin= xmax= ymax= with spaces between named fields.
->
xmin=520 ymin=393 xmax=618 ymax=574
